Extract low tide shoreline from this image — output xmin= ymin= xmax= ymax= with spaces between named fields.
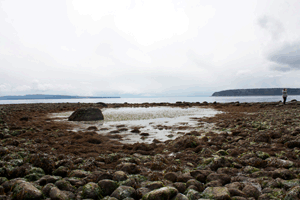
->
xmin=0 ymin=101 xmax=300 ymax=199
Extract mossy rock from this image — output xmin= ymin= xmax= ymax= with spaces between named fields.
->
xmin=52 ymin=166 xmax=69 ymax=177
xmin=142 ymin=186 xmax=178 ymax=200
xmin=69 ymin=169 xmax=91 ymax=178
xmin=202 ymin=187 xmax=230 ymax=200
xmin=24 ymin=173 xmax=44 ymax=182
xmin=0 ymin=177 xmax=8 ymax=185
xmin=216 ymin=150 xmax=228 ymax=156
xmin=256 ymin=151 xmax=270 ymax=160
xmin=98 ymin=179 xmax=118 ymax=196
xmin=10 ymin=159 xmax=24 ymax=167
xmin=284 ymin=186 xmax=300 ymax=200
xmin=243 ymin=166 xmax=260 ymax=174
xmin=129 ymin=174 xmax=147 ymax=182
xmin=12 ymin=182 xmax=43 ymax=200
xmin=82 ymin=182 xmax=103 ymax=199
xmin=111 ymin=186 xmax=136 ymax=200
xmin=186 ymin=189 xmax=202 ymax=200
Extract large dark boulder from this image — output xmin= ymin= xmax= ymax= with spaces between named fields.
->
xmin=68 ymin=108 xmax=104 ymax=121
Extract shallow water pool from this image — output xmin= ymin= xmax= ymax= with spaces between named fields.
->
xmin=50 ymin=106 xmax=221 ymax=144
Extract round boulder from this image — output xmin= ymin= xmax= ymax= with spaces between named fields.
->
xmin=12 ymin=182 xmax=43 ymax=200
xmin=68 ymin=107 xmax=104 ymax=121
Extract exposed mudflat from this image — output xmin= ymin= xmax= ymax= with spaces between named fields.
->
xmin=0 ymin=101 xmax=300 ymax=199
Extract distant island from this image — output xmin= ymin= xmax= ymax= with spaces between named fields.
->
xmin=0 ymin=94 xmax=120 ymax=100
xmin=212 ymin=88 xmax=300 ymax=96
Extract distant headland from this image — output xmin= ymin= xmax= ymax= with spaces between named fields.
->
xmin=0 ymin=94 xmax=120 ymax=100
xmin=212 ymin=88 xmax=300 ymax=96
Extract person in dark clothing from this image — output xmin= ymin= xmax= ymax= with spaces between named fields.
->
xmin=282 ymin=88 xmax=288 ymax=105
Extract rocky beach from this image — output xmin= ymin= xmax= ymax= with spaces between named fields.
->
xmin=0 ymin=101 xmax=300 ymax=200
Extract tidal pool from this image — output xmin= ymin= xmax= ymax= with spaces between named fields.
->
xmin=50 ymin=106 xmax=222 ymax=144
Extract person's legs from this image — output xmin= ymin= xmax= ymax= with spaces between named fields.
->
xmin=283 ymin=97 xmax=286 ymax=104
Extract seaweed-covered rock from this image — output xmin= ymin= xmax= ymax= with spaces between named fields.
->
xmin=142 ymin=181 xmax=164 ymax=190
xmin=171 ymin=193 xmax=188 ymax=200
xmin=69 ymin=169 xmax=90 ymax=178
xmin=209 ymin=156 xmax=232 ymax=171
xmin=110 ymin=186 xmax=136 ymax=199
xmin=98 ymin=179 xmax=118 ymax=196
xmin=247 ymin=157 xmax=267 ymax=168
xmin=103 ymin=197 xmax=118 ymax=200
xmin=284 ymin=186 xmax=300 ymax=200
xmin=136 ymin=187 xmax=151 ymax=199
xmin=81 ymin=182 xmax=102 ymax=199
xmin=187 ymin=185 xmax=198 ymax=193
xmin=164 ymin=172 xmax=178 ymax=182
xmin=49 ymin=187 xmax=74 ymax=200
xmin=36 ymin=175 xmax=61 ymax=186
xmin=64 ymin=177 xmax=86 ymax=187
xmin=55 ymin=179 xmax=76 ymax=192
xmin=12 ymin=182 xmax=43 ymax=200
xmin=256 ymin=151 xmax=270 ymax=160
xmin=0 ymin=177 xmax=8 ymax=185
xmin=52 ymin=166 xmax=69 ymax=177
xmin=262 ymin=178 xmax=282 ymax=189
xmin=173 ymin=182 xmax=186 ymax=193
xmin=24 ymin=166 xmax=45 ymax=181
xmin=2 ymin=178 xmax=26 ymax=193
xmin=92 ymin=171 xmax=113 ymax=182
xmin=254 ymin=132 xmax=271 ymax=143
xmin=190 ymin=170 xmax=211 ymax=183
xmin=225 ymin=182 xmax=244 ymax=190
xmin=41 ymin=183 xmax=55 ymax=197
xmin=266 ymin=157 xmax=294 ymax=168
xmin=202 ymin=187 xmax=230 ymax=200
xmin=113 ymin=171 xmax=128 ymax=181
xmin=230 ymin=197 xmax=247 ymax=200
xmin=281 ymin=179 xmax=300 ymax=190
xmin=116 ymin=163 xmax=140 ymax=174
xmin=0 ymin=147 xmax=9 ymax=156
xmin=142 ymin=186 xmax=178 ymax=200
xmin=68 ymin=107 xmax=104 ymax=121
xmin=26 ymin=154 xmax=56 ymax=174
xmin=186 ymin=189 xmax=202 ymax=200
xmin=119 ymin=178 xmax=137 ymax=188
xmin=177 ymin=173 xmax=193 ymax=183
xmin=243 ymin=166 xmax=260 ymax=174
xmin=272 ymin=168 xmax=295 ymax=180
xmin=285 ymin=140 xmax=300 ymax=148
xmin=29 ymin=167 xmax=45 ymax=175
xmin=168 ymin=135 xmax=200 ymax=151
xmin=205 ymin=180 xmax=223 ymax=187
xmin=55 ymin=159 xmax=74 ymax=169
xmin=206 ymin=173 xmax=231 ymax=185
xmin=0 ymin=186 xmax=4 ymax=195
xmin=186 ymin=179 xmax=204 ymax=192
xmin=227 ymin=188 xmax=247 ymax=198
xmin=242 ymin=184 xmax=261 ymax=199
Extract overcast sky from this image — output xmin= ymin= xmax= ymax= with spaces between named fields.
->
xmin=1 ymin=0 xmax=300 ymax=97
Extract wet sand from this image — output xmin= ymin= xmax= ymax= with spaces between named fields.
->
xmin=1 ymin=101 xmax=300 ymax=199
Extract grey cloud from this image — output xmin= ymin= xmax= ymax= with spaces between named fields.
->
xmin=270 ymin=64 xmax=293 ymax=72
xmin=268 ymin=42 xmax=300 ymax=71
xmin=258 ymin=16 xmax=284 ymax=40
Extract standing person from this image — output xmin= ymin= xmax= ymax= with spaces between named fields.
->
xmin=282 ymin=88 xmax=288 ymax=105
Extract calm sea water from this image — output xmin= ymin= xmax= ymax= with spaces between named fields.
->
xmin=0 ymin=95 xmax=299 ymax=105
